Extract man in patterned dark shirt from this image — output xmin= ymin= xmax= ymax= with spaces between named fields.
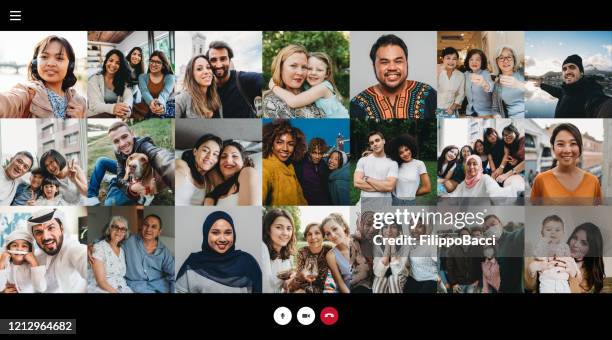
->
xmin=351 ymin=34 xmax=436 ymax=119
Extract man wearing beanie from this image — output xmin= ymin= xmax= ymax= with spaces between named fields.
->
xmin=28 ymin=208 xmax=87 ymax=293
xmin=538 ymin=54 xmax=611 ymax=118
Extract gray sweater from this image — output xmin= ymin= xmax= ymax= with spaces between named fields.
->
xmin=87 ymin=73 xmax=133 ymax=117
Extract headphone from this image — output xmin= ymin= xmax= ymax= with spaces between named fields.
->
xmin=31 ymin=58 xmax=75 ymax=73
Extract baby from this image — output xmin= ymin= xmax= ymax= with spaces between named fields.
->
xmin=530 ymin=215 xmax=578 ymax=293
xmin=0 ymin=228 xmax=47 ymax=293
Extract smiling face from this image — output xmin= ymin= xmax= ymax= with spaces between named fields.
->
xmin=272 ymin=133 xmax=295 ymax=162
xmin=31 ymin=219 xmax=63 ymax=256
xmin=309 ymin=147 xmax=323 ymax=165
xmin=328 ymin=152 xmax=340 ymax=170
xmin=382 ymin=225 xmax=400 ymax=238
xmin=43 ymin=183 xmax=58 ymax=199
xmin=374 ymin=45 xmax=408 ymax=91
xmin=7 ymin=239 xmax=31 ymax=265
xmin=193 ymin=57 xmax=214 ymax=88
xmin=149 ymin=55 xmax=162 ymax=74
xmin=461 ymin=146 xmax=472 ymax=160
xmin=130 ymin=49 xmax=142 ymax=66
xmin=141 ymin=216 xmax=161 ymax=242
xmin=305 ymin=225 xmax=323 ymax=252
xmin=6 ymin=154 xmax=32 ymax=180
xmin=569 ymin=229 xmax=589 ymax=260
xmin=474 ymin=141 xmax=485 ymax=155
xmin=109 ymin=126 xmax=134 ymax=156
xmin=496 ymin=48 xmax=515 ymax=75
xmin=466 ymin=157 xmax=480 ymax=177
xmin=469 ymin=53 xmax=482 ymax=72
xmin=322 ymin=221 xmax=347 ymax=246
xmin=542 ymin=220 xmax=564 ymax=244
xmin=208 ymin=219 xmax=234 ymax=254
xmin=219 ymin=145 xmax=244 ymax=179
xmin=443 ymin=53 xmax=458 ymax=71
xmin=43 ymin=157 xmax=61 ymax=176
xmin=445 ymin=148 xmax=458 ymax=163
xmin=194 ymin=140 xmax=220 ymax=174
xmin=281 ymin=52 xmax=308 ymax=91
xmin=269 ymin=216 xmax=293 ymax=251
xmin=368 ymin=134 xmax=385 ymax=154
xmin=562 ymin=63 xmax=582 ymax=85
xmin=486 ymin=131 xmax=498 ymax=144
xmin=399 ymin=145 xmax=413 ymax=163
xmin=105 ymin=53 xmax=121 ymax=76
xmin=502 ymin=129 xmax=516 ymax=145
xmin=37 ymin=40 xmax=69 ymax=86
xmin=553 ymin=130 xmax=580 ymax=167
xmin=208 ymin=48 xmax=231 ymax=80
xmin=306 ymin=56 xmax=328 ymax=87
xmin=110 ymin=220 xmax=128 ymax=244
xmin=410 ymin=223 xmax=426 ymax=238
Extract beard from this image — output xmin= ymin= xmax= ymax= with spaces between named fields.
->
xmin=214 ymin=65 xmax=229 ymax=79
xmin=41 ymin=236 xmax=63 ymax=256
xmin=375 ymin=72 xmax=407 ymax=93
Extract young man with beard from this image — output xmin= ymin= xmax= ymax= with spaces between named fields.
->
xmin=206 ymin=41 xmax=263 ymax=118
xmin=28 ymin=209 xmax=87 ymax=293
xmin=295 ymin=137 xmax=331 ymax=205
xmin=0 ymin=151 xmax=34 ymax=206
xmin=351 ymin=34 xmax=437 ymax=119
xmin=536 ymin=54 xmax=612 ymax=118
xmin=86 ymin=121 xmax=175 ymax=206
xmin=482 ymin=214 xmax=524 ymax=293
xmin=353 ymin=131 xmax=398 ymax=202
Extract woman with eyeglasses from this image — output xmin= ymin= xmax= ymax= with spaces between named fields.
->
xmin=492 ymin=124 xmax=525 ymax=189
xmin=134 ymin=50 xmax=176 ymax=118
xmin=492 ymin=45 xmax=526 ymax=118
xmin=88 ymin=216 xmax=133 ymax=293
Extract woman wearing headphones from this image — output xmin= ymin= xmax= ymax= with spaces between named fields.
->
xmin=0 ymin=35 xmax=86 ymax=118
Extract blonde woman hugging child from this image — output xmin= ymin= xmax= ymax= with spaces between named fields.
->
xmin=0 ymin=228 xmax=47 ymax=293
xmin=269 ymin=52 xmax=348 ymax=118
xmin=528 ymin=215 xmax=580 ymax=293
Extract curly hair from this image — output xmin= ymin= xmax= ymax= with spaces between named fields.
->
xmin=388 ymin=134 xmax=418 ymax=165
xmin=262 ymin=119 xmax=306 ymax=162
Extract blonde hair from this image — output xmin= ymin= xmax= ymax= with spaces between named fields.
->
xmin=264 ymin=44 xmax=308 ymax=98
xmin=183 ymin=55 xmax=221 ymax=118
xmin=321 ymin=213 xmax=350 ymax=237
xmin=308 ymin=52 xmax=343 ymax=101
xmin=493 ymin=45 xmax=520 ymax=75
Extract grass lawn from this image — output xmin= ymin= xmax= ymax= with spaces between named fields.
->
xmin=350 ymin=160 xmax=437 ymax=205
xmin=87 ymin=119 xmax=174 ymax=205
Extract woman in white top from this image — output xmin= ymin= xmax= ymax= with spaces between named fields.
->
xmin=373 ymin=223 xmax=408 ymax=293
xmin=446 ymin=154 xmax=521 ymax=204
xmin=404 ymin=221 xmax=439 ymax=293
xmin=87 ymin=49 xmax=133 ymax=118
xmin=0 ymin=229 xmax=46 ymax=293
xmin=436 ymin=47 xmax=465 ymax=118
xmin=389 ymin=134 xmax=431 ymax=205
xmin=204 ymin=141 xmax=260 ymax=206
xmin=175 ymin=134 xmax=222 ymax=205
xmin=261 ymin=209 xmax=296 ymax=293
xmin=89 ymin=216 xmax=132 ymax=293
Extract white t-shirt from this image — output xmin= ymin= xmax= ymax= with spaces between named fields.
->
xmin=393 ymin=159 xmax=427 ymax=199
xmin=355 ymin=154 xmax=398 ymax=198
xmin=0 ymin=169 xmax=23 ymax=205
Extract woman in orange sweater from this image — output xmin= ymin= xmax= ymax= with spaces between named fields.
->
xmin=530 ymin=123 xmax=602 ymax=205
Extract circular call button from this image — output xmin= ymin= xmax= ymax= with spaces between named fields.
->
xmin=320 ymin=307 xmax=339 ymax=326
xmin=297 ymin=307 xmax=315 ymax=326
xmin=273 ymin=307 xmax=292 ymax=326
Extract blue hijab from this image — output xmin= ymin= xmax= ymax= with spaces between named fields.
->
xmin=176 ymin=211 xmax=262 ymax=292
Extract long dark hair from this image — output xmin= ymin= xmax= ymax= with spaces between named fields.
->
xmin=101 ymin=49 xmax=131 ymax=96
xmin=205 ymin=141 xmax=254 ymax=204
xmin=483 ymin=128 xmax=501 ymax=154
xmin=181 ymin=134 xmax=222 ymax=186
xmin=148 ymin=50 xmax=174 ymax=75
xmin=502 ymin=124 xmax=521 ymax=156
xmin=437 ymin=145 xmax=458 ymax=177
xmin=40 ymin=149 xmax=67 ymax=178
xmin=458 ymin=145 xmax=474 ymax=164
xmin=474 ymin=139 xmax=486 ymax=156
xmin=126 ymin=47 xmax=145 ymax=77
xmin=567 ymin=223 xmax=605 ymax=293
xmin=550 ymin=123 xmax=583 ymax=168
xmin=263 ymin=208 xmax=296 ymax=261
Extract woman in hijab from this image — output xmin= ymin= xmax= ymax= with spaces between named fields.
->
xmin=176 ymin=211 xmax=262 ymax=293
xmin=446 ymin=154 xmax=521 ymax=205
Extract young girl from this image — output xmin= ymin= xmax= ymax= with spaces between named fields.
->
xmin=34 ymin=177 xmax=67 ymax=206
xmin=529 ymin=215 xmax=579 ymax=293
xmin=0 ymin=35 xmax=86 ymax=118
xmin=269 ymin=52 xmax=348 ymax=118
xmin=0 ymin=229 xmax=47 ymax=293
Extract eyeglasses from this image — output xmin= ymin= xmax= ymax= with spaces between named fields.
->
xmin=111 ymin=225 xmax=128 ymax=233
xmin=497 ymin=56 xmax=514 ymax=62
xmin=149 ymin=60 xmax=162 ymax=65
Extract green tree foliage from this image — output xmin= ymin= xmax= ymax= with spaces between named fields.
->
xmin=263 ymin=31 xmax=349 ymax=99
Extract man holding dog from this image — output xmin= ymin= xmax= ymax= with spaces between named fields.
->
xmin=86 ymin=121 xmax=175 ymax=206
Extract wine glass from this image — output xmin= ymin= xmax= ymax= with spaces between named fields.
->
xmin=302 ymin=257 xmax=319 ymax=293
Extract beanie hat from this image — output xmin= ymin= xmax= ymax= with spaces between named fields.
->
xmin=563 ymin=54 xmax=584 ymax=74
